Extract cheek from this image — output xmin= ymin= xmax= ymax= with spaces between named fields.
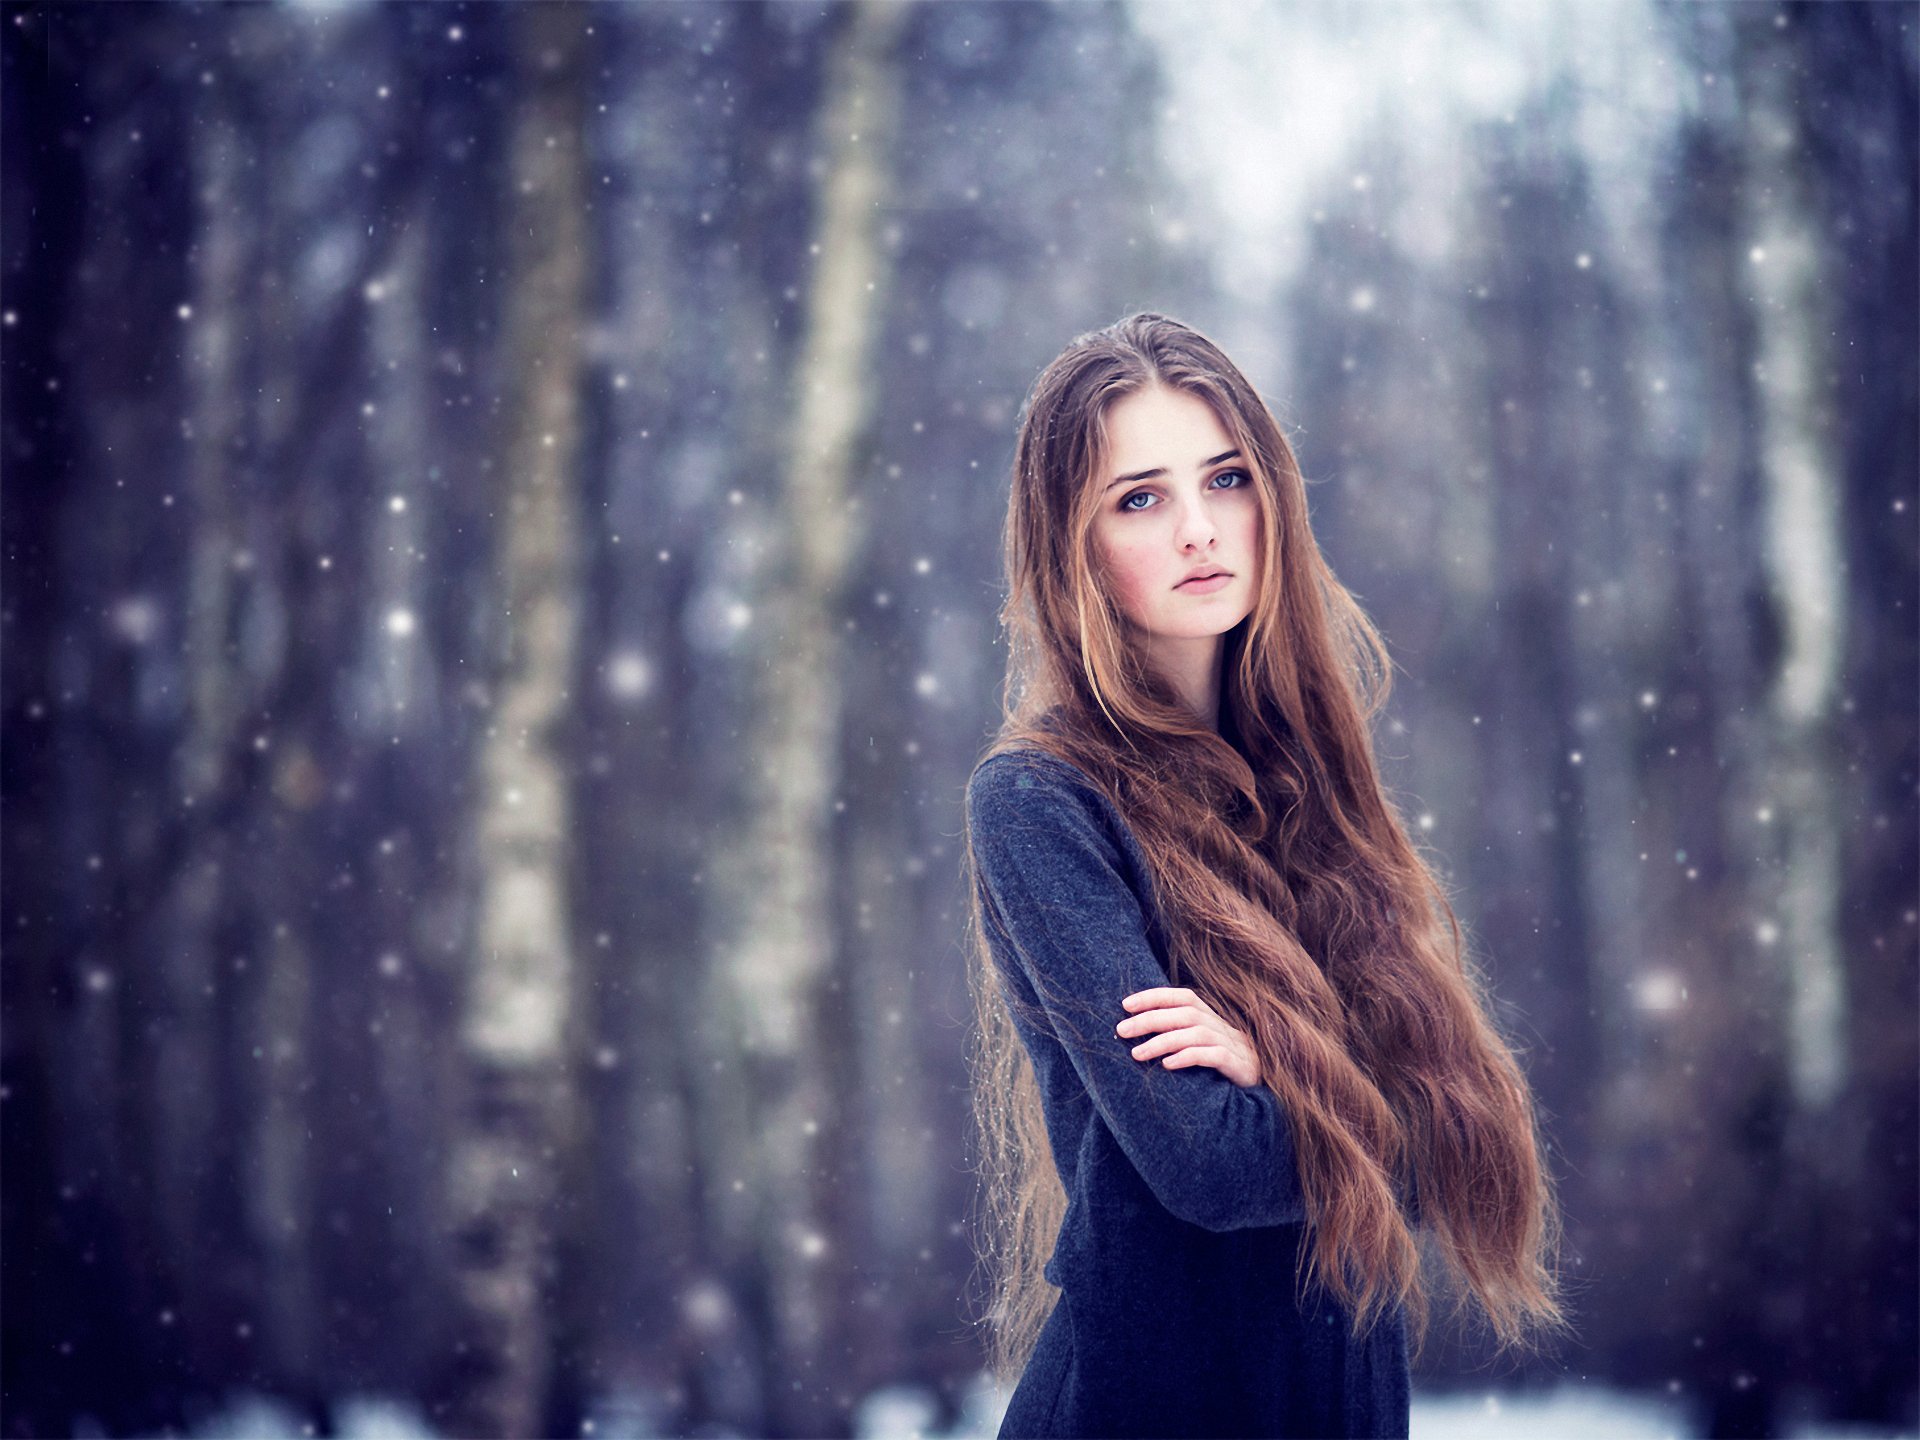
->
xmin=1236 ymin=505 xmax=1267 ymax=583
xmin=1097 ymin=537 xmax=1158 ymax=623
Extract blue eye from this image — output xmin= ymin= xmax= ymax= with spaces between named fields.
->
xmin=1116 ymin=469 xmax=1250 ymax=513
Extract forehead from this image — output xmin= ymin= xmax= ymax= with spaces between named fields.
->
xmin=1101 ymin=386 xmax=1234 ymax=472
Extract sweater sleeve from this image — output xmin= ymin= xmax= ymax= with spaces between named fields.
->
xmin=966 ymin=751 xmax=1307 ymax=1231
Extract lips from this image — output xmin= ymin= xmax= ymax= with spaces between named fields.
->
xmin=1176 ymin=568 xmax=1232 ymax=589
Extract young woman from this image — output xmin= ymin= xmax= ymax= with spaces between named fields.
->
xmin=963 ymin=313 xmax=1569 ymax=1438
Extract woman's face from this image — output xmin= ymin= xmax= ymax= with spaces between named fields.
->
xmin=1088 ymin=383 xmax=1262 ymax=654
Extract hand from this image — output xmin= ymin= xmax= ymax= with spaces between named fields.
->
xmin=1115 ymin=986 xmax=1264 ymax=1089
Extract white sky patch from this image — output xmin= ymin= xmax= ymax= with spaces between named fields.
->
xmin=1127 ymin=0 xmax=1690 ymax=384
xmin=1130 ymin=0 xmax=1539 ymax=298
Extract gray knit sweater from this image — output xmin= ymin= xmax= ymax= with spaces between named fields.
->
xmin=966 ymin=745 xmax=1411 ymax=1439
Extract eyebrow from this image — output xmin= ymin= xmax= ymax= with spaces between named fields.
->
xmin=1106 ymin=449 xmax=1243 ymax=490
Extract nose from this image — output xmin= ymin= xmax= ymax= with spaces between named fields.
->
xmin=1174 ymin=493 xmax=1217 ymax=552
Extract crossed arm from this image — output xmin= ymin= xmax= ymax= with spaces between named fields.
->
xmin=1117 ymin=983 xmax=1264 ymax=1089
xmin=966 ymin=752 xmax=1307 ymax=1231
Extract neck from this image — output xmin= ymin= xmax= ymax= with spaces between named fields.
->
xmin=1141 ymin=633 xmax=1225 ymax=733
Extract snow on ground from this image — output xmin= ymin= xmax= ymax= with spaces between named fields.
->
xmin=1410 ymin=1386 xmax=1918 ymax=1440
xmin=103 ymin=1379 xmax=1918 ymax=1439
xmin=1412 ymin=1385 xmax=1689 ymax=1439
xmin=940 ymin=1379 xmax=1917 ymax=1440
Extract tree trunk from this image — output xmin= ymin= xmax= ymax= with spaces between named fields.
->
xmin=438 ymin=5 xmax=591 ymax=1436
xmin=1736 ymin=7 xmax=1849 ymax=1118
xmin=702 ymin=2 xmax=908 ymax=1433
xmin=164 ymin=91 xmax=254 ymax=1380
xmin=1691 ymin=10 xmax=1855 ymax=1437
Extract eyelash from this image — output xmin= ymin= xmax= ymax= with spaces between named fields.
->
xmin=1117 ymin=469 xmax=1252 ymax=513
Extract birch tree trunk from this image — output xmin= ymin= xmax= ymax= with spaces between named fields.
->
xmin=1735 ymin=9 xmax=1850 ymax=1123
xmin=1655 ymin=12 xmax=1856 ymax=1434
xmin=439 ymin=6 xmax=591 ymax=1435
xmin=702 ymin=2 xmax=908 ymax=1432
xmin=164 ymin=93 xmax=252 ymax=1376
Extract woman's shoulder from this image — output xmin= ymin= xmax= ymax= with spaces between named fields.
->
xmin=967 ymin=743 xmax=1098 ymax=806
xmin=965 ymin=745 xmax=1130 ymax=852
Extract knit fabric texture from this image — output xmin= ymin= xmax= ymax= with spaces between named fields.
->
xmin=966 ymin=746 xmax=1411 ymax=1439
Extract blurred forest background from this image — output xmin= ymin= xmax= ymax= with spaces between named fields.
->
xmin=2 ymin=2 xmax=1914 ymax=1438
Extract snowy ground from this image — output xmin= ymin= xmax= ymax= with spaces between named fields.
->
xmin=1409 ymin=1386 xmax=1917 ymax=1440
xmin=98 ymin=1378 xmax=1920 ymax=1440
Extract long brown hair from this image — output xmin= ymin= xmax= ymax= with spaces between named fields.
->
xmin=963 ymin=312 xmax=1570 ymax=1385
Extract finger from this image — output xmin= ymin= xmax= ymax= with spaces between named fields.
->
xmin=1116 ymin=1005 xmax=1204 ymax=1038
xmin=1120 ymin=986 xmax=1200 ymax=1012
xmin=1158 ymin=1044 xmax=1234 ymax=1071
xmin=1127 ymin=1026 xmax=1216 ymax=1061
